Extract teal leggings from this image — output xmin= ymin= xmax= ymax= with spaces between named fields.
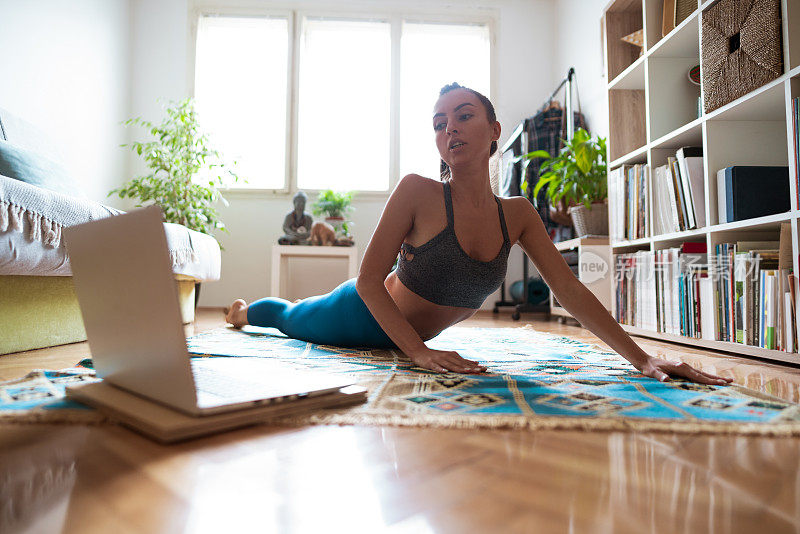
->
xmin=247 ymin=278 xmax=397 ymax=349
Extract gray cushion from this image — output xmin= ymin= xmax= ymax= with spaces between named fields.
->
xmin=0 ymin=139 xmax=84 ymax=198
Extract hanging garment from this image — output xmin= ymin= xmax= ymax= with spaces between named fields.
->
xmin=524 ymin=106 xmax=588 ymax=242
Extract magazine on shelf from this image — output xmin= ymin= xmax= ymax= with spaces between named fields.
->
xmin=787 ymin=273 xmax=798 ymax=353
xmin=699 ymin=273 xmax=717 ymax=341
xmin=675 ymin=146 xmax=705 ymax=228
xmin=657 ymin=164 xmax=681 ymax=234
xmin=667 ymin=157 xmax=688 ymax=231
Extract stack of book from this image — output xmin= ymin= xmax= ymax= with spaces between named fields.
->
xmin=609 ymin=163 xmax=650 ymax=241
xmin=613 ymin=223 xmax=798 ymax=352
xmin=614 ymin=242 xmax=706 ymax=336
xmin=793 ymin=96 xmax=799 ymax=210
xmin=610 ymin=147 xmax=704 ymax=242
xmin=711 ymin=223 xmax=796 ymax=351
xmin=651 ymin=146 xmax=705 ymax=235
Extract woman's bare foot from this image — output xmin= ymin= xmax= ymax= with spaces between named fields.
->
xmin=224 ymin=299 xmax=249 ymax=328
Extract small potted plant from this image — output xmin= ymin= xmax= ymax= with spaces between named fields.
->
xmin=522 ymin=128 xmax=608 ymax=237
xmin=312 ymin=189 xmax=355 ymax=238
xmin=110 ymin=98 xmax=241 ymax=237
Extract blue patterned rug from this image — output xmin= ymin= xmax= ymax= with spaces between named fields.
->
xmin=3 ymin=326 xmax=800 ymax=434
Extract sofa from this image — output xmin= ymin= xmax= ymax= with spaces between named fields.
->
xmin=0 ymin=108 xmax=221 ymax=355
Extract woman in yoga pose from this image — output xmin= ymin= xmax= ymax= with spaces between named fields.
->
xmin=226 ymin=83 xmax=732 ymax=386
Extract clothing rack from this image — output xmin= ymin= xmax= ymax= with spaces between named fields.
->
xmin=493 ymin=67 xmax=578 ymax=320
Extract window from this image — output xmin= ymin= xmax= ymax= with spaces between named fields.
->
xmin=193 ymin=12 xmax=491 ymax=192
xmin=297 ymin=19 xmax=391 ymax=191
xmin=400 ymin=23 xmax=491 ymax=180
xmin=194 ymin=15 xmax=289 ymax=189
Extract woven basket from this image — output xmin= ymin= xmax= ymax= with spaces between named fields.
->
xmin=701 ymin=0 xmax=783 ymax=113
xmin=568 ymin=202 xmax=608 ymax=238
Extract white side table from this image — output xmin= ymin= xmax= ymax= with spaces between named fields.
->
xmin=271 ymin=245 xmax=359 ymax=299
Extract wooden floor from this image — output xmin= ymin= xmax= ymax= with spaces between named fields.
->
xmin=3 ymin=309 xmax=800 ymax=533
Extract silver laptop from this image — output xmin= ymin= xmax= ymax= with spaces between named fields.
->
xmin=63 ymin=205 xmax=353 ymax=416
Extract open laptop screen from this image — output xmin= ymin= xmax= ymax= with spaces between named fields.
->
xmin=64 ymin=206 xmax=198 ymax=410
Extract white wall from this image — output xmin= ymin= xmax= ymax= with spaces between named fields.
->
xmin=127 ymin=0 xmax=559 ymax=308
xmin=0 ymin=0 xmax=131 ymax=204
xmin=130 ymin=0 xmax=190 ymax=149
xmin=552 ymin=0 xmax=609 ymax=138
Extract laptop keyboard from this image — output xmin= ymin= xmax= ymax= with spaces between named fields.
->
xmin=191 ymin=361 xmax=291 ymax=401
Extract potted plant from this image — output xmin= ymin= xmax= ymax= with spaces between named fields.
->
xmin=109 ymin=97 xmax=241 ymax=237
xmin=522 ymin=128 xmax=608 ymax=237
xmin=311 ymin=189 xmax=355 ymax=238
xmin=110 ymin=98 xmax=242 ymax=306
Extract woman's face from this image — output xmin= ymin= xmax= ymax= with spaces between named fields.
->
xmin=432 ymin=89 xmax=500 ymax=170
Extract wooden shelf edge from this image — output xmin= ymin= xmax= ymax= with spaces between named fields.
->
xmin=620 ymin=323 xmax=800 ymax=365
xmin=611 ymin=237 xmax=651 ymax=248
xmin=649 ymin=116 xmax=703 ymax=149
xmin=646 ymin=8 xmax=699 ymax=59
xmin=612 ymin=214 xmax=797 ymax=249
xmin=645 ymin=229 xmax=706 ymax=244
xmin=607 ymin=55 xmax=646 ymax=90
xmin=708 ymin=211 xmax=794 ymax=232
xmin=610 ymin=145 xmax=648 ymax=168
xmin=703 ymin=73 xmax=788 ymax=122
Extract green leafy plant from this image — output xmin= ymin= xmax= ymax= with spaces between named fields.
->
xmin=109 ymin=98 xmax=241 ymax=236
xmin=312 ymin=189 xmax=355 ymax=235
xmin=522 ymin=128 xmax=607 ymax=211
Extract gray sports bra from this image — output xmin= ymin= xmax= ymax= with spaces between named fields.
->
xmin=395 ymin=181 xmax=511 ymax=309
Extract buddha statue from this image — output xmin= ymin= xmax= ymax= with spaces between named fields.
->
xmin=278 ymin=191 xmax=313 ymax=245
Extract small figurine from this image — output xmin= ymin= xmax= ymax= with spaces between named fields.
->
xmin=278 ymin=191 xmax=314 ymax=245
xmin=310 ymin=221 xmax=355 ymax=246
xmin=310 ymin=221 xmax=337 ymax=246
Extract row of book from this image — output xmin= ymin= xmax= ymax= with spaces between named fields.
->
xmin=613 ymin=223 xmax=797 ymax=352
xmin=609 ymin=163 xmax=649 ymax=241
xmin=610 ymin=149 xmax=792 ymax=242
xmin=608 ymin=147 xmax=704 ymax=241
xmin=793 ymin=96 xmax=799 ymax=211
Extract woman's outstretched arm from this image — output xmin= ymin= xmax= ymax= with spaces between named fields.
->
xmin=356 ymin=175 xmax=485 ymax=374
xmin=514 ymin=199 xmax=732 ymax=386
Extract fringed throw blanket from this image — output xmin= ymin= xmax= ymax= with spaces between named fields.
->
xmin=0 ymin=174 xmax=121 ymax=249
xmin=0 ymin=174 xmax=199 ymax=270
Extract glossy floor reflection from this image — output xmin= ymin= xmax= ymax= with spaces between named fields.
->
xmin=2 ymin=309 xmax=800 ymax=533
xmin=1 ymin=424 xmax=798 ymax=533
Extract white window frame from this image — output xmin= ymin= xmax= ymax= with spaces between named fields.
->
xmin=188 ymin=4 xmax=497 ymax=199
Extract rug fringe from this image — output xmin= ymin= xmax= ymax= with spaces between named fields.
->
xmin=270 ymin=410 xmax=800 ymax=437
xmin=5 ymin=409 xmax=800 ymax=436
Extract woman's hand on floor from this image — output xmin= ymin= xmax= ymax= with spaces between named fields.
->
xmin=410 ymin=347 xmax=487 ymax=374
xmin=637 ymin=356 xmax=733 ymax=386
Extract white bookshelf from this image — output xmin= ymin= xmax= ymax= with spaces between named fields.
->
xmin=602 ymin=0 xmax=800 ymax=363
